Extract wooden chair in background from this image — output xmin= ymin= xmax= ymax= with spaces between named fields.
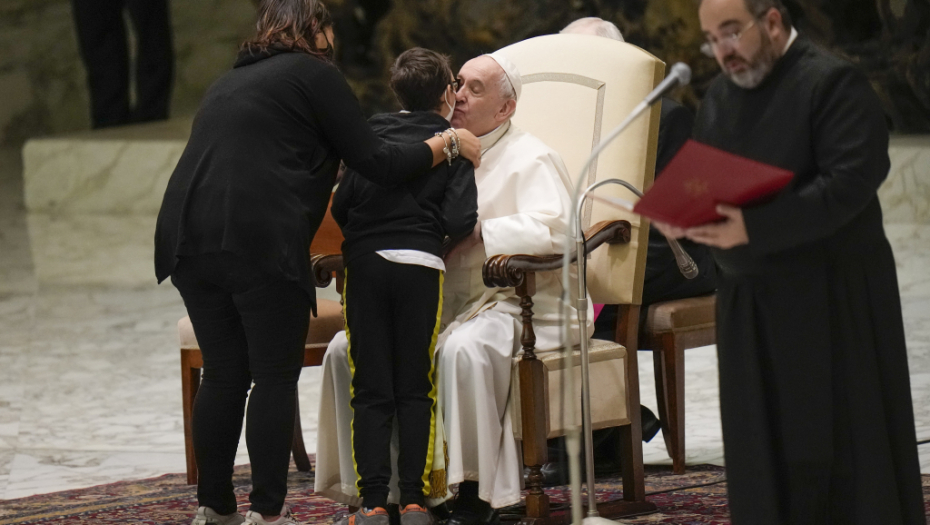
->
xmin=640 ymin=293 xmax=716 ymax=474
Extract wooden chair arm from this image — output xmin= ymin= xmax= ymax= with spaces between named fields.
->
xmin=310 ymin=253 xmax=345 ymax=289
xmin=483 ymin=219 xmax=631 ymax=289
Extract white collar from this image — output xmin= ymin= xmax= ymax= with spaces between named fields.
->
xmin=784 ymin=27 xmax=798 ymax=52
xmin=479 ymin=121 xmax=511 ymax=153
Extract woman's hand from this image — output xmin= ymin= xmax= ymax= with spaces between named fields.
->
xmin=454 ymin=128 xmax=481 ymax=168
xmin=426 ymin=129 xmax=482 ymax=169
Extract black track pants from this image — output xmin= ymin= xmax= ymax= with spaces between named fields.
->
xmin=343 ymin=253 xmax=443 ymax=509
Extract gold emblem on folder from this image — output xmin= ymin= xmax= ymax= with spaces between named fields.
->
xmin=683 ymin=179 xmax=710 ymax=197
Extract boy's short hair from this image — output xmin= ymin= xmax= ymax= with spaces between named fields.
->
xmin=390 ymin=47 xmax=453 ymax=112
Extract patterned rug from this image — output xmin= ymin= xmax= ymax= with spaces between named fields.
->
xmin=0 ymin=462 xmax=927 ymax=524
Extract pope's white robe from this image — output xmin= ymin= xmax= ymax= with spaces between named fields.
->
xmin=315 ymin=122 xmax=593 ymax=509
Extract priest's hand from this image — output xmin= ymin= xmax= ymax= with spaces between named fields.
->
xmin=455 ymin=128 xmax=482 ymax=168
xmin=685 ymin=205 xmax=749 ymax=249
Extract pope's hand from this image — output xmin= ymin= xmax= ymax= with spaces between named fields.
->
xmin=685 ymin=204 xmax=749 ymax=249
xmin=454 ymin=128 xmax=481 ymax=168
xmin=443 ymin=222 xmax=482 ymax=263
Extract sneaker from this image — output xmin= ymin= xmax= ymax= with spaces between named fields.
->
xmin=244 ymin=505 xmax=303 ymax=525
xmin=333 ymin=507 xmax=390 ymax=525
xmin=399 ymin=504 xmax=435 ymax=525
xmin=192 ymin=506 xmax=245 ymax=525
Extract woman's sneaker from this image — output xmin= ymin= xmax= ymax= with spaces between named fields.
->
xmin=399 ymin=504 xmax=435 ymax=525
xmin=191 ymin=506 xmax=245 ymax=525
xmin=333 ymin=507 xmax=390 ymax=525
xmin=243 ymin=505 xmax=304 ymax=525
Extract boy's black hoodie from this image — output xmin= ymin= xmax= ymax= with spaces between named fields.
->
xmin=332 ymin=111 xmax=478 ymax=265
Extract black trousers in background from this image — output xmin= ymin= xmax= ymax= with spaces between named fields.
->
xmin=343 ymin=253 xmax=443 ymax=510
xmin=171 ymin=252 xmax=310 ymax=516
xmin=71 ymin=0 xmax=173 ymax=128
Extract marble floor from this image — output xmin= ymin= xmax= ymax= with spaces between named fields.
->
xmin=0 ymin=144 xmax=928 ymax=504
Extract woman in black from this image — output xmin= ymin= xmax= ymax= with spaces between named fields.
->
xmin=153 ymin=2 xmax=479 ymax=524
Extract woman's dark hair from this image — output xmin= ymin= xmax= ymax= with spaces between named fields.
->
xmin=243 ymin=0 xmax=334 ymax=60
xmin=389 ymin=48 xmax=454 ymax=112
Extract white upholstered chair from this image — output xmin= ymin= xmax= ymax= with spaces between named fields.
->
xmin=491 ymin=33 xmax=664 ymax=520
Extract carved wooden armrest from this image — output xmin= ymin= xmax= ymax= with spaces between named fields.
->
xmin=483 ymin=219 xmax=631 ymax=289
xmin=310 ymin=253 xmax=345 ymax=289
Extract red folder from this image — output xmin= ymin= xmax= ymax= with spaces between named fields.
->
xmin=632 ymin=140 xmax=794 ymax=228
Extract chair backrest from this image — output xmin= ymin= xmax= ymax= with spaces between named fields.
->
xmin=495 ymin=34 xmax=663 ymax=305
xmin=310 ymin=193 xmax=344 ymax=255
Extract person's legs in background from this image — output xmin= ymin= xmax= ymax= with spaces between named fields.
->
xmin=70 ymin=0 xmax=131 ymax=128
xmin=125 ymin=0 xmax=174 ymax=123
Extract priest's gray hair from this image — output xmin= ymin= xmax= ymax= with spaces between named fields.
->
xmin=560 ymin=17 xmax=624 ymax=42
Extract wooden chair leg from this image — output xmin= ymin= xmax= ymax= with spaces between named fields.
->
xmin=615 ymin=305 xmax=645 ymax=502
xmin=181 ymin=350 xmax=202 ymax=485
xmin=292 ymin=392 xmax=312 ymax=472
xmin=661 ymin=334 xmax=685 ymax=474
xmin=514 ymin=278 xmax=551 ymax=523
xmin=652 ymin=349 xmax=671 ymax=452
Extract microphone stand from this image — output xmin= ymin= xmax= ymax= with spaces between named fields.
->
xmin=558 ymin=66 xmax=694 ymax=524
xmin=559 ymin=101 xmax=652 ymax=525
xmin=570 ymin=179 xmax=699 ymax=525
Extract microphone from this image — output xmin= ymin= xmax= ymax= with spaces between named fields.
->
xmin=644 ymin=62 xmax=692 ymax=106
xmin=668 ymin=236 xmax=699 ymax=279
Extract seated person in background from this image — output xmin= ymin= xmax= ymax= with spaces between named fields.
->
xmin=329 ymin=47 xmax=478 ymax=525
xmin=316 ymin=52 xmax=590 ymax=525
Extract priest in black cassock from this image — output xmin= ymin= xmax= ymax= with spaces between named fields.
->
xmin=654 ymin=0 xmax=926 ymax=523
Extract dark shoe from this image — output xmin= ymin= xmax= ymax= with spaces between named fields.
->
xmin=641 ymin=406 xmax=661 ymax=443
xmin=447 ymin=495 xmax=499 ymax=525
xmin=427 ymin=502 xmax=451 ymax=523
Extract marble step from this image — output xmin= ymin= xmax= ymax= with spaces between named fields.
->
xmin=23 ymin=118 xmax=192 ymax=214
xmin=22 ymin=120 xmax=930 ymax=221
xmin=17 ymin=121 xmax=930 ymax=287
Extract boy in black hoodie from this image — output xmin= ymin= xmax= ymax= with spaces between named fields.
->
xmin=331 ymin=48 xmax=478 ymax=525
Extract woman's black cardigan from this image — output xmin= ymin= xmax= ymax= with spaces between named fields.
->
xmin=154 ymin=47 xmax=433 ymax=310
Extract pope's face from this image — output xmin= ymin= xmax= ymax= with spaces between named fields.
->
xmin=699 ymin=0 xmax=780 ymax=89
xmin=451 ymin=56 xmax=511 ymax=137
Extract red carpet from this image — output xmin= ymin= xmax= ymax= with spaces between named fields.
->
xmin=0 ymin=462 xmax=927 ymax=524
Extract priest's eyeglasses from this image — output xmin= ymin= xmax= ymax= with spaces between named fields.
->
xmin=700 ymin=20 xmax=756 ymax=57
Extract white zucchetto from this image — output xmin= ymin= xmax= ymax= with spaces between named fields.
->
xmin=484 ymin=52 xmax=522 ymax=101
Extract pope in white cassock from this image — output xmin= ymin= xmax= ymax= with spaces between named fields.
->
xmin=315 ymin=52 xmax=593 ymax=524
